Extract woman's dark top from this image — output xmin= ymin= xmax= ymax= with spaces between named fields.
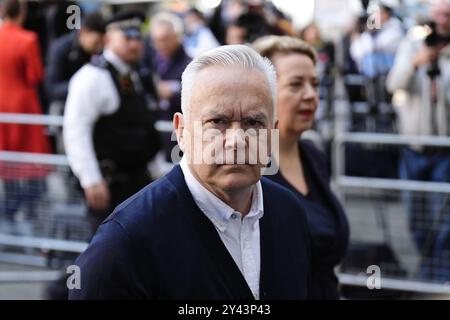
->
xmin=268 ymin=140 xmax=349 ymax=299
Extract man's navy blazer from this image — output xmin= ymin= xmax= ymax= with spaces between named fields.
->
xmin=69 ymin=165 xmax=312 ymax=300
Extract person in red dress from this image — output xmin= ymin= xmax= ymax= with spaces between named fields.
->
xmin=0 ymin=0 xmax=51 ymax=221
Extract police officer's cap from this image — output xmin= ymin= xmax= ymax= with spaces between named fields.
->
xmin=105 ymin=11 xmax=145 ymax=39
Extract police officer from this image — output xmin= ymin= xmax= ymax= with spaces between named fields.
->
xmin=45 ymin=12 xmax=105 ymax=105
xmin=46 ymin=12 xmax=105 ymax=153
xmin=63 ymin=11 xmax=160 ymax=232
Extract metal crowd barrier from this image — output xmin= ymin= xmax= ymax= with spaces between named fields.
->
xmin=0 ymin=112 xmax=173 ymax=132
xmin=0 ymin=113 xmax=173 ymax=282
xmin=333 ymin=131 xmax=450 ymax=296
xmin=3 ymin=113 xmax=450 ymax=297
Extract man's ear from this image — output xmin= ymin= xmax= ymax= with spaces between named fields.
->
xmin=173 ymin=112 xmax=185 ymax=152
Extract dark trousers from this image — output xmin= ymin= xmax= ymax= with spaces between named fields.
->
xmin=46 ymin=169 xmax=152 ymax=300
xmin=1 ymin=178 xmax=46 ymax=221
xmin=87 ymin=169 xmax=152 ymax=235
xmin=399 ymin=147 xmax=450 ymax=282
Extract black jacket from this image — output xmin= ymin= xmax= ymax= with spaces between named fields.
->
xmin=45 ymin=31 xmax=91 ymax=102
xmin=69 ymin=165 xmax=312 ymax=300
xmin=268 ymin=141 xmax=349 ymax=299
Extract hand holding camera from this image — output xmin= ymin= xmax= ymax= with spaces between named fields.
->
xmin=416 ymin=22 xmax=450 ymax=77
xmin=413 ymin=45 xmax=440 ymax=68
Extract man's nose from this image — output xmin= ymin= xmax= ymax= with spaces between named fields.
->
xmin=224 ymin=125 xmax=246 ymax=151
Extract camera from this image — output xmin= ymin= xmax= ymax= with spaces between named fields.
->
xmin=424 ymin=22 xmax=450 ymax=78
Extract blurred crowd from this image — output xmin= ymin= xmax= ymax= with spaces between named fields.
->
xmin=0 ymin=0 xmax=448 ymax=151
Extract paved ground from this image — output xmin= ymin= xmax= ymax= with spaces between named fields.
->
xmin=343 ymin=191 xmax=421 ymax=276
xmin=0 ymin=263 xmax=50 ymax=300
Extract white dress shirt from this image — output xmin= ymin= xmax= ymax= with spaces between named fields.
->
xmin=63 ymin=49 xmax=131 ymax=188
xmin=179 ymin=157 xmax=264 ymax=299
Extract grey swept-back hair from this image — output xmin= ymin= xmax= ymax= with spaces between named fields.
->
xmin=150 ymin=11 xmax=184 ymax=39
xmin=181 ymin=44 xmax=277 ymax=120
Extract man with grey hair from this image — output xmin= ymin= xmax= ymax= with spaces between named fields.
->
xmin=146 ymin=11 xmax=191 ymax=162
xmin=69 ymin=45 xmax=311 ymax=300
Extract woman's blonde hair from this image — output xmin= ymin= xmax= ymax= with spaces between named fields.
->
xmin=252 ymin=35 xmax=317 ymax=65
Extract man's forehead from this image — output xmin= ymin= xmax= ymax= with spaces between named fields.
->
xmin=193 ymin=66 xmax=271 ymax=99
xmin=199 ymin=103 xmax=270 ymax=118
xmin=196 ymin=64 xmax=262 ymax=80
xmin=188 ymin=65 xmax=273 ymax=117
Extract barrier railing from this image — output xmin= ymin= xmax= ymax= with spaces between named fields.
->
xmin=333 ymin=131 xmax=450 ymax=296
xmin=0 ymin=113 xmax=173 ymax=271
xmin=3 ymin=112 xmax=450 ymax=297
xmin=0 ymin=112 xmax=173 ymax=132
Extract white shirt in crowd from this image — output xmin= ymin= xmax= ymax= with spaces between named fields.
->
xmin=183 ymin=25 xmax=220 ymax=58
xmin=63 ymin=49 xmax=132 ymax=188
xmin=350 ymin=17 xmax=403 ymax=70
xmin=179 ymin=157 xmax=264 ymax=300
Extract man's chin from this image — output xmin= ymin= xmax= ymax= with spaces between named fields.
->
xmin=218 ymin=163 xmax=257 ymax=176
xmin=218 ymin=167 xmax=260 ymax=190
xmin=220 ymin=163 xmax=251 ymax=169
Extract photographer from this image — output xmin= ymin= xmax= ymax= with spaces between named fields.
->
xmin=387 ymin=0 xmax=450 ymax=282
